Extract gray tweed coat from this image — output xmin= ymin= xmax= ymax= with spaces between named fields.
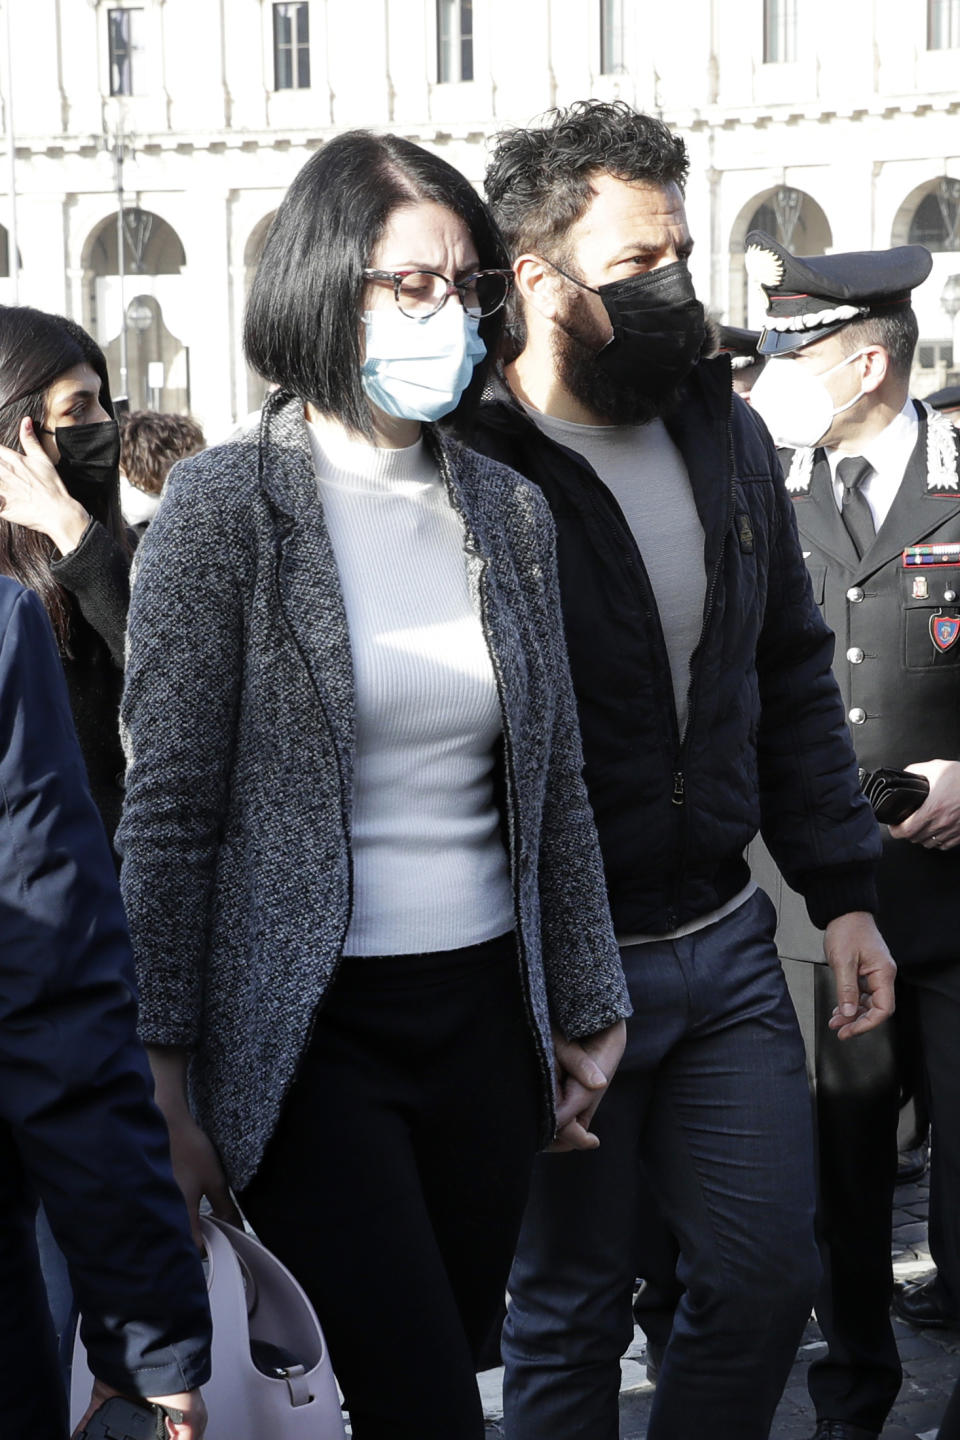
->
xmin=118 ymin=391 xmax=629 ymax=1191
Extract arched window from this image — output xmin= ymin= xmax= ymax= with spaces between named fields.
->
xmin=0 ymin=224 xmax=23 ymax=281
xmin=745 ymin=188 xmax=831 ymax=254
xmin=82 ymin=210 xmax=189 ymax=411
xmin=908 ymin=180 xmax=960 ymax=252
xmin=85 ymin=207 xmax=185 ymax=279
xmin=730 ymin=188 xmax=833 ymax=328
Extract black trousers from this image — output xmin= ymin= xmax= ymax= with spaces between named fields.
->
xmin=913 ymin=966 xmax=960 ymax=1313
xmin=240 ymin=932 xmax=542 ymax=1440
xmin=789 ymin=958 xmax=960 ymax=1433
xmin=803 ymin=962 xmax=901 ymax=1434
xmin=0 ymin=1127 xmax=69 ymax=1439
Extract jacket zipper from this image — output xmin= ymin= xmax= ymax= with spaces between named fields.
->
xmin=574 ymin=453 xmax=684 ymax=754
xmin=500 ymin=380 xmax=683 ymax=755
xmin=493 ymin=370 xmax=739 ymax=933
xmin=518 ymin=413 xmax=706 ymax=930
xmin=669 ymin=409 xmax=738 ymax=921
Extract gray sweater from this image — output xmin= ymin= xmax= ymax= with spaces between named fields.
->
xmin=118 ymin=392 xmax=629 ymax=1191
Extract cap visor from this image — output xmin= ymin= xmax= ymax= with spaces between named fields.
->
xmin=758 ymin=320 xmax=850 ymax=356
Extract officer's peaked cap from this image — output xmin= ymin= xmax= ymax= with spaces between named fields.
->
xmin=924 ymin=384 xmax=960 ymax=412
xmin=716 ymin=324 xmax=763 ymax=369
xmin=744 ymin=230 xmax=932 ymax=356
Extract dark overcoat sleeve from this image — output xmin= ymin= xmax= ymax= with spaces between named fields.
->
xmin=0 ymin=582 xmax=210 ymax=1396
xmin=49 ymin=518 xmax=133 ymax=667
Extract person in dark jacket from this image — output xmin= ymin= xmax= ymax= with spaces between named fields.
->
xmin=747 ymin=232 xmax=960 ymax=1440
xmin=0 ymin=575 xmax=210 ymax=1439
xmin=0 ymin=306 xmax=135 ymax=1377
xmin=0 ymin=306 xmax=132 ymax=842
xmin=118 ymin=131 xmax=630 ymax=1440
xmin=462 ymin=101 xmax=896 ymax=1440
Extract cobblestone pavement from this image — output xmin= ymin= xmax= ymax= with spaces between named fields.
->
xmin=479 ymin=1168 xmax=960 ymax=1439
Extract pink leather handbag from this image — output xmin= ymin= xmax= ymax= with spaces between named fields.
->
xmin=71 ymin=1216 xmax=346 ymax=1438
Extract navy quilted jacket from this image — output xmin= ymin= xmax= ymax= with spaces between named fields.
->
xmin=0 ymin=580 xmax=210 ymax=1398
xmin=465 ymin=357 xmax=880 ymax=935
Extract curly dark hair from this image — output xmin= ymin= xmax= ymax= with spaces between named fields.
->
xmin=119 ymin=410 xmax=206 ymax=495
xmin=484 ymin=100 xmax=689 ymax=261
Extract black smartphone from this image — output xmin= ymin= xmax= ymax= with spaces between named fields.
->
xmin=75 ymin=1395 xmax=165 ymax=1440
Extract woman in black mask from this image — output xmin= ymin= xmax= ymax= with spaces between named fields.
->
xmin=0 ymin=306 xmax=132 ymax=1388
xmin=0 ymin=306 xmax=130 ymax=842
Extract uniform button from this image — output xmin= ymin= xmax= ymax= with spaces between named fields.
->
xmin=946 ymin=589 xmax=958 ymax=603
xmin=846 ymin=646 xmax=864 ymax=664
xmin=847 ymin=586 xmax=864 ymax=603
xmin=848 ymin=707 xmax=867 ymax=725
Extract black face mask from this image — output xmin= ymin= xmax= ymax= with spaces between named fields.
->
xmin=45 ymin=420 xmax=121 ymax=505
xmin=550 ymin=258 xmax=706 ymax=396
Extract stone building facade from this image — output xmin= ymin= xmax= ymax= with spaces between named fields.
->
xmin=0 ymin=0 xmax=957 ymax=436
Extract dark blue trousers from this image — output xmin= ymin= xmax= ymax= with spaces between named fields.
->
xmin=502 ymin=889 xmax=820 ymax=1440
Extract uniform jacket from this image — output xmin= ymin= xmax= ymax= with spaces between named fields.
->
xmin=771 ymin=400 xmax=960 ymax=968
xmin=118 ymin=390 xmax=630 ymax=1192
xmin=0 ymin=578 xmax=210 ymax=1398
xmin=465 ymin=358 xmax=879 ymax=938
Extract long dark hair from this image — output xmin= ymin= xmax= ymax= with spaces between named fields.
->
xmin=244 ymin=130 xmax=510 ymax=437
xmin=0 ymin=306 xmax=124 ymax=648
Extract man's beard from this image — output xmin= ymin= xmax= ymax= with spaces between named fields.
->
xmin=551 ymin=289 xmax=684 ymax=426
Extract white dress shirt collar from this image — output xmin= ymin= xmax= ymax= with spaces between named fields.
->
xmin=825 ymin=398 xmax=918 ymax=530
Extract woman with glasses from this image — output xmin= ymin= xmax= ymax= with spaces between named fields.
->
xmin=118 ymin=130 xmax=629 ymax=1440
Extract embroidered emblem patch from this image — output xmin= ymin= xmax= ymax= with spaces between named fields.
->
xmin=930 ymin=614 xmax=960 ymax=652
xmin=925 ymin=405 xmax=960 ymax=493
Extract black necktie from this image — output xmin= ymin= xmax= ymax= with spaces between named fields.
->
xmin=837 ymin=455 xmax=875 ymax=558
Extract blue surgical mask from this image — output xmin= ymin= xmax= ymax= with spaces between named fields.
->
xmin=360 ymin=303 xmax=486 ymax=422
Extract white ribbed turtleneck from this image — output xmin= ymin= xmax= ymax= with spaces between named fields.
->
xmin=307 ymin=416 xmax=514 ymax=956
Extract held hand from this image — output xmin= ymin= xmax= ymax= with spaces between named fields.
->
xmin=148 ymin=1047 xmax=242 ymax=1247
xmin=0 ymin=416 xmax=89 ymax=553
xmin=164 ymin=1109 xmax=242 ymax=1248
xmin=73 ymin=1379 xmax=207 ymax=1440
xmin=823 ymin=910 xmax=896 ymax=1039
xmin=550 ymin=1019 xmax=626 ymax=1152
xmin=888 ymin=760 xmax=960 ymax=851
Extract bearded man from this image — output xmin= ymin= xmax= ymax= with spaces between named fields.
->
xmin=461 ymin=100 xmax=896 ymax=1440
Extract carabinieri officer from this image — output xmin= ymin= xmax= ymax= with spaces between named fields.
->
xmin=746 ymin=231 xmax=960 ymax=1440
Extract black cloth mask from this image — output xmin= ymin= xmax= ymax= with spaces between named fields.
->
xmin=552 ymin=258 xmax=706 ymax=396
xmin=49 ymin=420 xmax=121 ymax=504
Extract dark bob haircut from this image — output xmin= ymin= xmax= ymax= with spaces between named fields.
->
xmin=244 ymin=130 xmax=510 ymax=436
xmin=485 ymin=100 xmax=689 ymax=262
